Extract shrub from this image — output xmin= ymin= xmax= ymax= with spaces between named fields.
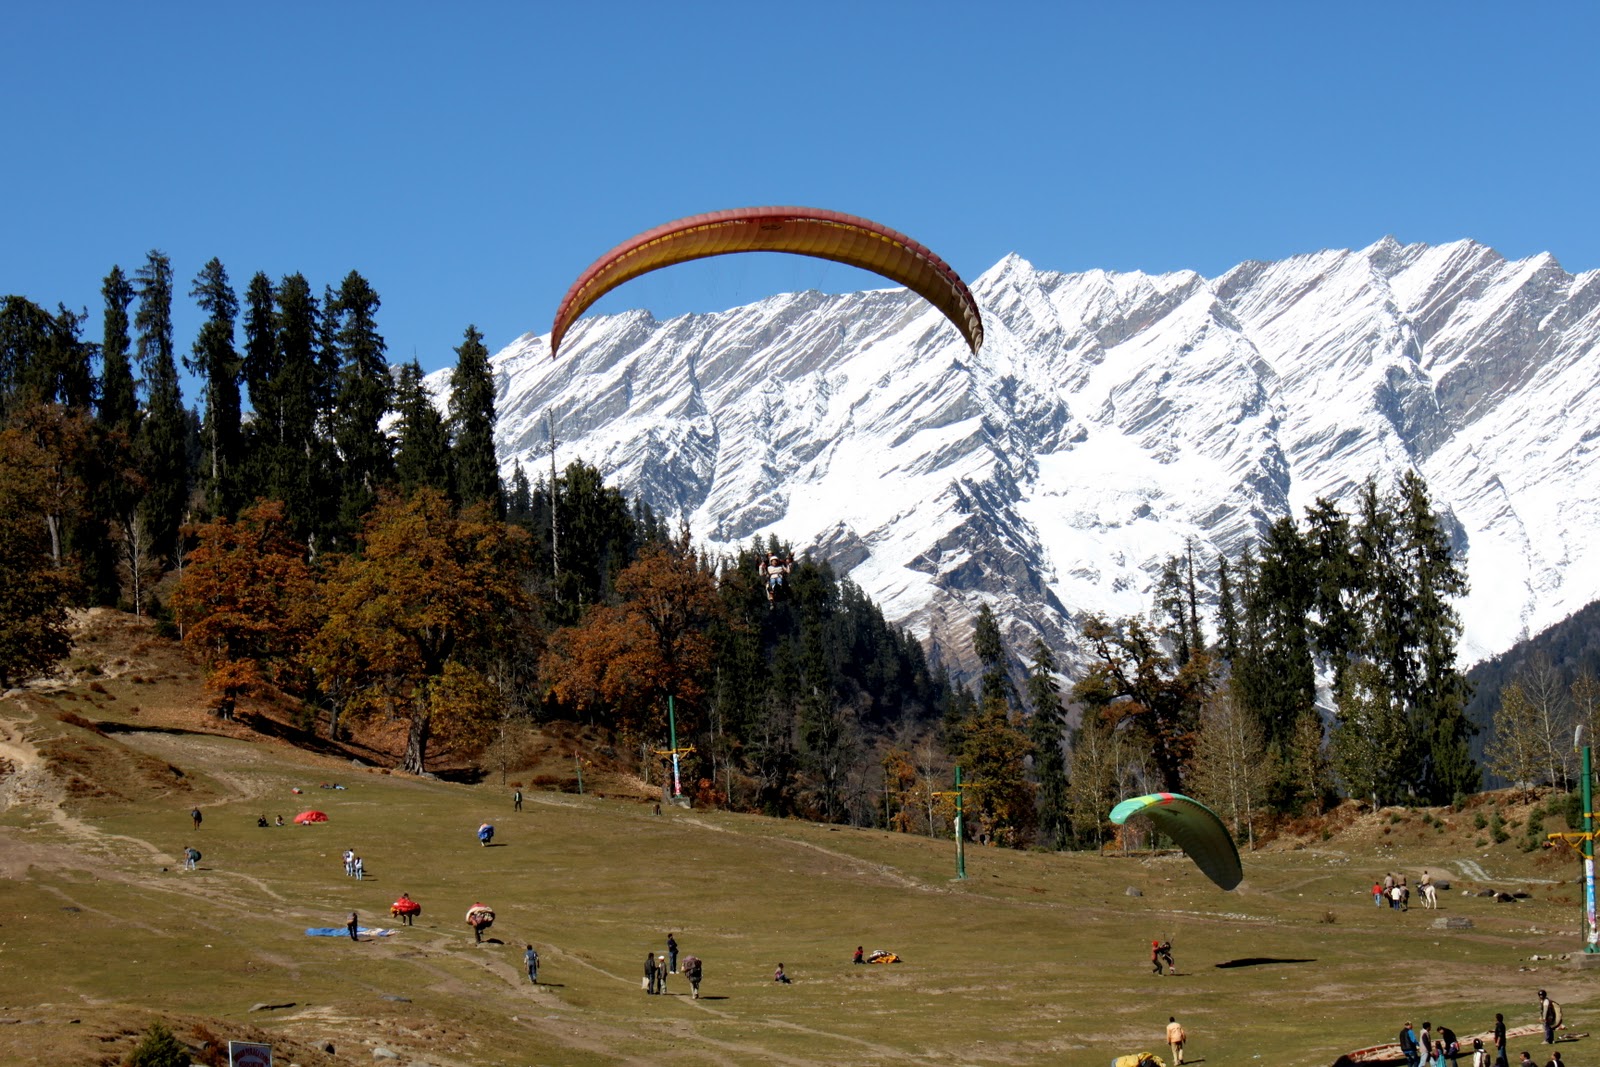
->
xmin=124 ymin=1021 xmax=188 ymax=1067
xmin=1473 ymin=811 xmax=1488 ymax=830
xmin=55 ymin=710 xmax=106 ymax=736
xmin=1490 ymin=811 xmax=1509 ymax=844
xmin=1561 ymin=790 xmax=1583 ymax=831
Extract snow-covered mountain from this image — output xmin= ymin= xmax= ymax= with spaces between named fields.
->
xmin=455 ymin=237 xmax=1600 ymax=677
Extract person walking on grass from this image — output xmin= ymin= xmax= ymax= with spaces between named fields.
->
xmin=347 ymin=911 xmax=359 ymax=942
xmin=524 ymin=944 xmax=539 ymax=984
xmin=191 ymin=807 xmax=202 ymax=830
xmin=1166 ymin=1016 xmax=1186 ymax=1065
xmin=353 ymin=855 xmax=364 ymax=881
xmin=513 ymin=789 xmax=523 ymax=812
xmin=1493 ymin=1013 xmax=1508 ymax=1067
xmin=667 ymin=933 xmax=679 ymax=974
xmin=683 ymin=955 xmax=703 ymax=999
xmin=644 ymin=951 xmax=659 ymax=994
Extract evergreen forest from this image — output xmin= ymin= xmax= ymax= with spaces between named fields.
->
xmin=5 ymin=250 xmax=1563 ymax=853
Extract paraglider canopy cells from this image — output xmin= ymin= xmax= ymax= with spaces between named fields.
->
xmin=550 ymin=206 xmax=984 ymax=357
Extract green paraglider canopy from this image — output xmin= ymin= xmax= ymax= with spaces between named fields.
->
xmin=1109 ymin=792 xmax=1243 ymax=891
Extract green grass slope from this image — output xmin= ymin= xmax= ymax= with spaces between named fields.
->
xmin=1 ymin=614 xmax=1594 ymax=1066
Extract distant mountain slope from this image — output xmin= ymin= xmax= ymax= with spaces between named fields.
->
xmin=450 ymin=237 xmax=1600 ymax=676
xmin=1465 ymin=598 xmax=1600 ymax=729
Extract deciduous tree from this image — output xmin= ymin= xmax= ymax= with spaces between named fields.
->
xmin=312 ymin=488 xmax=528 ymax=773
xmin=171 ymin=500 xmax=317 ymax=720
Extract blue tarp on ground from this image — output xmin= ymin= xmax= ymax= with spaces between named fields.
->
xmin=305 ymin=927 xmax=393 ymax=937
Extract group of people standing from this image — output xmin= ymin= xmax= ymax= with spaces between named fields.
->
xmin=341 ymin=848 xmax=365 ymax=880
xmin=644 ymin=934 xmax=703 ymax=998
xmin=1399 ymin=996 xmax=1565 ymax=1067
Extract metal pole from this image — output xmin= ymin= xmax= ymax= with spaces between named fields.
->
xmin=1584 ymin=743 xmax=1597 ymax=952
xmin=668 ymin=695 xmax=683 ymax=799
xmin=954 ymin=764 xmax=967 ymax=880
xmin=574 ymin=751 xmax=583 ymax=795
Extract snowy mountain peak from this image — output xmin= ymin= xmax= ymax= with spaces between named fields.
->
xmin=467 ymin=239 xmax=1600 ymax=676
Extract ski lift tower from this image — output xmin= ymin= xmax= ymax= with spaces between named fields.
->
xmin=932 ymin=765 xmax=968 ymax=880
xmin=652 ymin=695 xmax=694 ymax=808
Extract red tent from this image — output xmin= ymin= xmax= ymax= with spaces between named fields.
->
xmin=293 ymin=810 xmax=329 ymax=824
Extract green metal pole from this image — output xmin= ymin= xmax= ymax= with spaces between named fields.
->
xmin=574 ymin=751 xmax=583 ymax=795
xmin=954 ymin=764 xmax=967 ymax=880
xmin=1584 ymin=743 xmax=1597 ymax=952
xmin=668 ymin=695 xmax=682 ymax=799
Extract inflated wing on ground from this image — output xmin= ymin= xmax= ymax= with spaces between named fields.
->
xmin=1109 ymin=792 xmax=1243 ymax=891
xmin=549 ymin=207 xmax=984 ymax=356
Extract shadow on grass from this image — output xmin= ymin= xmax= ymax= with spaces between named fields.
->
xmin=435 ymin=766 xmax=489 ymax=785
xmin=1214 ymin=957 xmax=1316 ymax=968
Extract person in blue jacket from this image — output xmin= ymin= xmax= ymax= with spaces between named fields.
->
xmin=1400 ymin=1022 xmax=1421 ymax=1067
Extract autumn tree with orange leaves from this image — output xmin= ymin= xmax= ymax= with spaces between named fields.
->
xmin=541 ymin=532 xmax=722 ymax=740
xmin=172 ymin=500 xmax=318 ymax=720
xmin=310 ymin=488 xmax=530 ymax=774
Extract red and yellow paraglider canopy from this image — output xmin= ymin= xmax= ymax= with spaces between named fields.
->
xmin=550 ymin=206 xmax=984 ymax=357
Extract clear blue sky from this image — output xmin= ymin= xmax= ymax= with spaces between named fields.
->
xmin=3 ymin=3 xmax=1596 ymax=393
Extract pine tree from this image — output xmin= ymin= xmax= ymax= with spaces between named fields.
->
xmin=239 ymin=271 xmax=278 ymax=503
xmin=450 ymin=324 xmax=500 ymax=517
xmin=1304 ymin=496 xmax=1359 ymax=691
xmin=392 ymin=359 xmax=452 ymax=496
xmin=960 ymin=693 xmax=1036 ymax=847
xmin=508 ymin=460 xmax=532 ymax=521
xmin=1025 ymin=638 xmax=1069 ymax=848
xmin=1396 ymin=470 xmax=1477 ymax=801
xmin=99 ymin=266 xmax=137 ymax=433
xmin=328 ymin=270 xmax=392 ymax=539
xmin=1329 ymin=659 xmax=1407 ymax=806
xmin=1250 ymin=517 xmax=1317 ymax=747
xmin=124 ymin=1020 xmax=189 ymax=1067
xmin=0 ymin=295 xmax=56 ymax=419
xmin=1214 ymin=555 xmax=1240 ymax=664
xmin=187 ymin=258 xmax=242 ymax=518
xmin=133 ymin=250 xmax=189 ymax=565
xmin=972 ymin=602 xmax=1012 ymax=708
xmin=272 ymin=273 xmax=332 ymax=546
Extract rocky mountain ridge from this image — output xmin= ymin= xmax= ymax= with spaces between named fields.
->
xmin=443 ymin=237 xmax=1600 ymax=677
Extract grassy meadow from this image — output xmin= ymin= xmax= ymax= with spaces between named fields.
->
xmin=0 ymin=616 xmax=1593 ymax=1066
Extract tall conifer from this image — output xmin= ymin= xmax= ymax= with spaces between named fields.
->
xmin=272 ymin=274 xmax=332 ymax=546
xmin=99 ymin=267 xmax=137 ymax=433
xmin=329 ymin=270 xmax=391 ymax=539
xmin=449 ymin=325 xmax=501 ymax=517
xmin=188 ymin=258 xmax=242 ymax=518
xmin=133 ymin=250 xmax=189 ymax=564
xmin=1025 ymin=638 xmax=1069 ymax=848
xmin=393 ymin=359 xmax=451 ymax=496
